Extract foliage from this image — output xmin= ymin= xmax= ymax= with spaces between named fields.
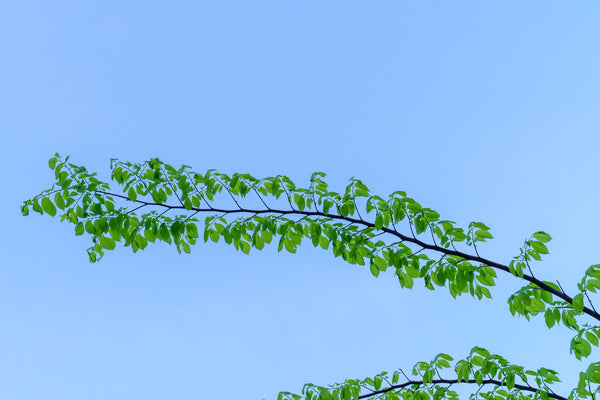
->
xmin=22 ymin=154 xmax=600 ymax=400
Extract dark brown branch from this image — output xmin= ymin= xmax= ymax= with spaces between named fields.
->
xmin=356 ymin=378 xmax=568 ymax=400
xmin=96 ymin=190 xmax=600 ymax=322
xmin=585 ymin=291 xmax=598 ymax=315
xmin=159 ymin=165 xmax=184 ymax=206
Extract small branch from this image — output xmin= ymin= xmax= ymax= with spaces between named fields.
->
xmin=584 ymin=291 xmax=598 ymax=315
xmin=353 ymin=199 xmax=364 ymax=221
xmin=472 ymin=241 xmax=481 ymax=258
xmin=126 ymin=204 xmax=147 ymax=215
xmin=406 ymin=214 xmax=417 ymax=239
xmin=123 ymin=162 xmax=149 ymax=190
xmin=278 ymin=178 xmax=296 ymax=211
xmin=156 ymin=208 xmax=170 ymax=218
xmin=159 ymin=165 xmax=184 ymax=206
xmin=556 ymin=281 xmax=566 ymax=295
xmin=183 ymin=210 xmax=201 ymax=223
xmin=252 ymin=187 xmax=272 ymax=210
xmin=429 ymin=225 xmax=438 ymax=247
xmin=185 ymin=171 xmax=214 ymax=210
xmin=525 ymin=259 xmax=536 ymax=279
xmin=213 ymin=175 xmax=243 ymax=210
xmin=399 ymin=369 xmax=410 ymax=381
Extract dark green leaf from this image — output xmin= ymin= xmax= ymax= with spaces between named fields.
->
xmin=573 ymin=293 xmax=584 ymax=313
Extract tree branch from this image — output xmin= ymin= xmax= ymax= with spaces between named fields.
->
xmin=97 ymin=189 xmax=600 ymax=322
xmin=356 ymin=378 xmax=568 ymax=400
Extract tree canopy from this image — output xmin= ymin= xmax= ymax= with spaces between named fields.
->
xmin=22 ymin=154 xmax=600 ymax=400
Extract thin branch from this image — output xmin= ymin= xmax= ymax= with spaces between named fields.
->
xmin=585 ymin=291 xmax=598 ymax=315
xmin=429 ymin=224 xmax=438 ymax=247
xmin=213 ymin=175 xmax=243 ymax=210
xmin=399 ymin=369 xmax=410 ymax=381
xmin=156 ymin=208 xmax=170 ymax=218
xmin=525 ymin=259 xmax=536 ymax=279
xmin=472 ymin=241 xmax=481 ymax=258
xmin=159 ymin=165 xmax=184 ymax=206
xmin=122 ymin=162 xmax=149 ymax=190
xmin=406 ymin=214 xmax=417 ymax=239
xmin=185 ymin=171 xmax=214 ymax=210
xmin=353 ymin=199 xmax=364 ymax=221
xmin=278 ymin=178 xmax=296 ymax=211
xmin=184 ymin=209 xmax=201 ymax=223
xmin=126 ymin=204 xmax=147 ymax=215
xmin=252 ymin=186 xmax=271 ymax=210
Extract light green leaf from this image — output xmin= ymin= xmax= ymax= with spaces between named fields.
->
xmin=530 ymin=241 xmax=549 ymax=255
xmin=41 ymin=197 xmax=57 ymax=217
xmin=48 ymin=157 xmax=58 ymax=170
xmin=128 ymin=187 xmax=137 ymax=201
xmin=532 ymin=231 xmax=552 ymax=243
xmin=586 ymin=331 xmax=599 ymax=346
xmin=374 ymin=213 xmax=383 ymax=230
xmin=99 ymin=236 xmax=115 ymax=250
xmin=370 ymin=264 xmax=380 ymax=277
xmin=475 ymin=229 xmax=493 ymax=239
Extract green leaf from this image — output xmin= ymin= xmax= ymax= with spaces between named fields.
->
xmin=374 ymin=213 xmax=383 ymax=230
xmin=475 ymin=229 xmax=493 ymax=239
xmin=85 ymin=220 xmax=95 ymax=234
xmin=573 ymin=293 xmax=584 ymax=313
xmin=145 ymin=228 xmax=156 ymax=242
xmin=99 ymin=236 xmax=115 ymax=250
xmin=532 ymin=231 xmax=552 ymax=243
xmin=284 ymin=238 xmax=296 ymax=253
xmin=475 ymin=274 xmax=495 ymax=287
xmin=505 ymin=372 xmax=515 ymax=390
xmin=530 ymin=241 xmax=549 ymax=255
xmin=586 ymin=331 xmax=599 ymax=346
xmin=319 ymin=236 xmax=329 ymax=250
xmin=75 ymin=222 xmax=84 ymax=236
xmin=240 ymin=241 xmax=251 ymax=254
xmin=544 ymin=309 xmax=555 ymax=329
xmin=53 ymin=192 xmax=65 ymax=210
xmin=48 ymin=157 xmax=58 ymax=170
xmin=128 ymin=187 xmax=137 ymax=201
xmin=41 ymin=197 xmax=57 ymax=217
xmin=373 ymin=256 xmax=387 ymax=271
xmin=370 ymin=263 xmax=380 ymax=277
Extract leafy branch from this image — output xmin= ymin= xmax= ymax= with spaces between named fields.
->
xmin=21 ymin=154 xmax=600 ymax=399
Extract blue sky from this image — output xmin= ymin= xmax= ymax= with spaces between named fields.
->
xmin=3 ymin=2 xmax=600 ymax=399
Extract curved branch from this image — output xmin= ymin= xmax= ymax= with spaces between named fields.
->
xmin=98 ymin=190 xmax=600 ymax=322
xmin=358 ymin=378 xmax=567 ymax=400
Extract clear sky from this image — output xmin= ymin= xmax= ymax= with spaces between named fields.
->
xmin=3 ymin=2 xmax=600 ymax=399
